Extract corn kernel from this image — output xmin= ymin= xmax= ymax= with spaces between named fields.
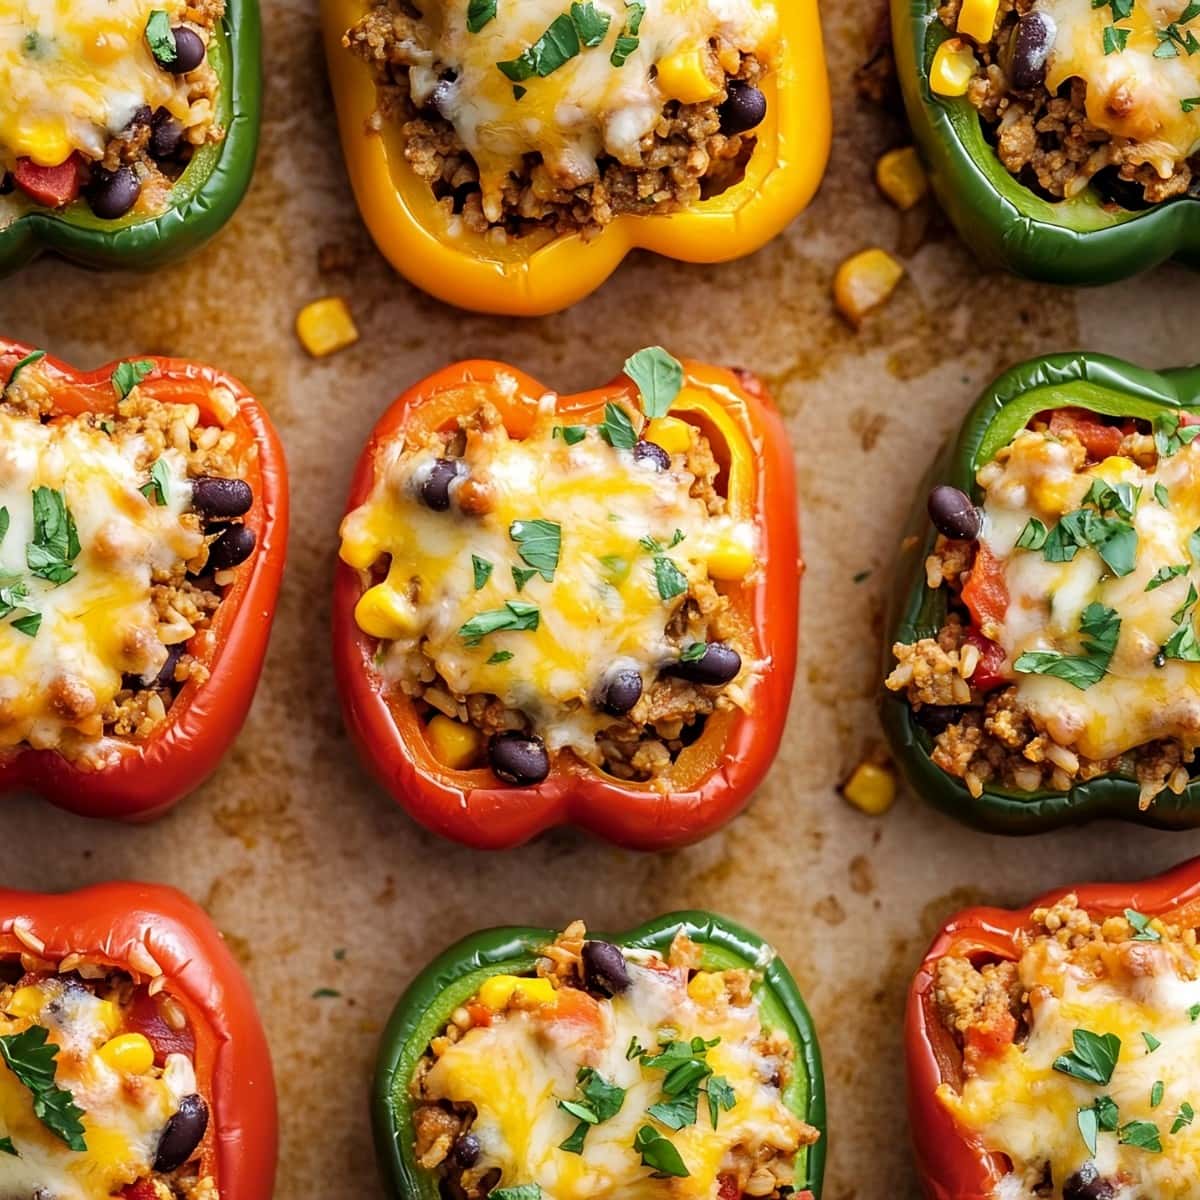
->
xmin=956 ymin=0 xmax=1001 ymax=43
xmin=875 ymin=147 xmax=929 ymax=211
xmin=94 ymin=999 xmax=120 ymax=1033
xmin=339 ymin=525 xmax=381 ymax=571
xmin=85 ymin=33 xmax=127 ymax=64
xmin=6 ymin=985 xmax=44 ymax=1019
xmin=687 ymin=971 xmax=724 ymax=1005
xmin=19 ymin=124 xmax=72 ymax=169
xmin=833 ymin=248 xmax=905 ymax=327
xmin=656 ymin=48 xmax=722 ymax=104
xmin=706 ymin=539 xmax=756 ymax=581
xmin=427 ymin=715 xmax=484 ymax=770
xmin=1092 ymin=456 xmax=1137 ymax=484
xmin=841 ymin=762 xmax=897 ymax=816
xmin=354 ymin=584 xmax=418 ymax=641
xmin=929 ymin=38 xmax=979 ymax=97
xmin=477 ymin=974 xmax=556 ymax=1011
xmin=98 ymin=1032 xmax=155 ymax=1075
xmin=296 ymin=297 xmax=359 ymax=359
xmin=645 ymin=417 xmax=692 ymax=455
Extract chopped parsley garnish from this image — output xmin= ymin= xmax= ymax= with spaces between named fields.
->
xmin=557 ymin=1068 xmax=626 ymax=1153
xmin=1037 ymin=485 xmax=1138 ymax=577
xmin=1146 ymin=564 xmax=1188 ymax=591
xmin=600 ymin=402 xmax=637 ymax=450
xmin=466 ymin=0 xmax=497 ymax=32
xmin=706 ymin=1075 xmax=736 ymax=1128
xmin=1119 ymin=1119 xmax=1163 ymax=1152
xmin=555 ymin=425 xmax=588 ymax=445
xmin=1161 ymin=584 xmax=1200 ymax=662
xmin=140 ymin=458 xmax=171 ymax=507
xmin=653 ymin=556 xmax=688 ymax=601
xmin=610 ymin=0 xmax=645 ymax=66
xmin=1053 ymin=1029 xmax=1120 ymax=1085
xmin=459 ymin=600 xmax=540 ymax=645
xmin=490 ymin=1188 xmax=543 ymax=1200
xmin=1156 ymin=482 xmax=1171 ymax=507
xmin=26 ymin=487 xmax=80 ymax=586
xmin=145 ymin=10 xmax=176 ymax=63
xmin=1184 ymin=96 xmax=1200 ymax=111
xmin=679 ymin=642 xmax=707 ymax=663
xmin=1155 ymin=411 xmax=1200 ymax=457
xmin=111 ymin=359 xmax=155 ymax=400
xmin=487 ymin=650 xmax=514 ymax=664
xmin=1103 ymin=24 xmax=1130 ymax=53
xmin=0 ymin=507 xmax=8 ymax=545
xmin=638 ymin=1035 xmax=732 ymax=1133
xmin=0 ymin=1026 xmax=87 ymax=1150
xmin=626 ymin=1035 xmax=646 ymax=1060
xmin=1016 ymin=518 xmax=1048 ymax=550
xmin=497 ymin=6 xmax=606 ymax=82
xmin=512 ymin=565 xmax=538 ymax=591
xmin=3 ymin=349 xmax=45 ymax=398
xmin=633 ymin=1124 xmax=689 ymax=1178
xmin=1152 ymin=1080 xmax=1165 ymax=1108
xmin=624 ymin=347 xmax=683 ymax=419
xmin=1084 ymin=480 xmax=1138 ymax=520
xmin=510 ymin=519 xmax=561 ymax=582
xmin=1143 ymin=1032 xmax=1162 ymax=1052
xmin=0 ymin=1137 xmax=15 ymax=1156
xmin=1077 ymin=1094 xmax=1119 ymax=1155
xmin=1173 ymin=1101 xmax=1196 ymax=1133
xmin=571 ymin=2 xmax=612 ymax=46
xmin=1014 ymin=603 xmax=1120 ymax=691
xmin=1190 ymin=1003 xmax=1200 ymax=1022
xmin=1125 ymin=909 xmax=1161 ymax=941
xmin=472 ymin=555 xmax=493 ymax=590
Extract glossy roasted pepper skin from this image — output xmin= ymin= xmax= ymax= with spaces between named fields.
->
xmin=0 ymin=0 xmax=261 ymax=276
xmin=0 ymin=882 xmax=277 ymax=1200
xmin=893 ymin=0 xmax=1200 ymax=284
xmin=881 ymin=352 xmax=1200 ymax=833
xmin=319 ymin=0 xmax=831 ymax=316
xmin=0 ymin=339 xmax=289 ymax=821
xmin=906 ymin=857 xmax=1200 ymax=1200
xmin=373 ymin=911 xmax=826 ymax=1200
xmin=332 ymin=358 xmax=801 ymax=851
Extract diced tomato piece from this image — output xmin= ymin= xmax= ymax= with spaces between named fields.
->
xmin=718 ymin=1176 xmax=741 ymax=1200
xmin=124 ymin=987 xmax=196 ymax=1068
xmin=964 ymin=630 xmax=1008 ymax=691
xmin=1181 ymin=412 xmax=1200 ymax=428
xmin=961 ymin=545 xmax=1009 ymax=631
xmin=1048 ymin=408 xmax=1124 ymax=462
xmin=466 ymin=1001 xmax=493 ymax=1028
xmin=963 ymin=1009 xmax=1016 ymax=1073
xmin=12 ymin=154 xmax=81 ymax=208
xmin=121 ymin=1181 xmax=159 ymax=1200
xmin=541 ymin=987 xmax=605 ymax=1055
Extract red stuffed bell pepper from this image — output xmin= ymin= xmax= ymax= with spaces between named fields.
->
xmin=907 ymin=858 xmax=1200 ymax=1200
xmin=333 ymin=350 xmax=801 ymax=850
xmin=0 ymin=882 xmax=276 ymax=1200
xmin=0 ymin=340 xmax=288 ymax=821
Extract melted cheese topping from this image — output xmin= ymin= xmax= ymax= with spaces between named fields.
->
xmin=0 ymin=977 xmax=197 ymax=1200
xmin=339 ymin=390 xmax=757 ymax=758
xmin=1037 ymin=0 xmax=1200 ymax=180
xmin=0 ymin=409 xmax=199 ymax=759
xmin=942 ymin=932 xmax=1200 ymax=1200
xmin=404 ymin=0 xmax=779 ymax=218
xmin=424 ymin=963 xmax=805 ymax=1199
xmin=979 ymin=429 xmax=1200 ymax=761
xmin=0 ymin=0 xmax=195 ymax=169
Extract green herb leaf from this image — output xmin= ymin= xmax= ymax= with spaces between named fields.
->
xmin=11 ymin=612 xmax=41 ymax=638
xmin=1190 ymin=1003 xmax=1200 ymax=1022
xmin=145 ymin=9 xmax=177 ymax=63
xmin=653 ymin=556 xmax=689 ymax=601
xmin=634 ymin=1125 xmax=689 ymax=1178
xmin=510 ymin=519 xmax=561 ymax=581
xmin=311 ymin=987 xmax=341 ymax=998
xmin=472 ymin=555 xmax=493 ymax=590
xmin=26 ymin=487 xmax=80 ymax=586
xmin=1173 ymin=1101 xmax=1195 ymax=1133
xmin=1183 ymin=96 xmax=1200 ymax=111
xmin=511 ymin=565 xmax=538 ymax=592
xmin=1144 ymin=1032 xmax=1162 ymax=1052
xmin=610 ymin=0 xmax=645 ymax=65
xmin=1119 ymin=1120 xmax=1162 ymax=1152
xmin=491 ymin=1187 xmax=543 ymax=1200
xmin=0 ymin=507 xmax=8 ymax=546
xmin=1126 ymin=909 xmax=1161 ymax=941
xmin=112 ymin=359 xmax=155 ymax=400
xmin=1147 ymin=565 xmax=1188 ymax=591
xmin=706 ymin=1075 xmax=736 ymax=1128
xmin=556 ymin=1069 xmax=625 ymax=1153
xmin=571 ymin=1 xmax=612 ymax=46
xmin=466 ymin=0 xmax=497 ymax=32
xmin=1016 ymin=518 xmax=1048 ymax=550
xmin=487 ymin=650 xmax=514 ymax=664
xmin=1155 ymin=482 xmax=1171 ymax=507
xmin=559 ymin=1122 xmax=589 ymax=1154
xmin=1155 ymin=411 xmax=1200 ymax=457
xmin=1015 ymin=603 xmax=1121 ymax=691
xmin=0 ymin=1136 xmax=15 ymax=1155
xmin=1053 ymin=1029 xmax=1121 ymax=1085
xmin=624 ymin=347 xmax=684 ymax=419
xmin=1152 ymin=1080 xmax=1165 ymax=1108
xmin=647 ymin=1092 xmax=699 ymax=1131
xmin=680 ymin=642 xmax=707 ymax=663
xmin=627 ymin=1036 xmax=646 ymax=1060
xmin=497 ymin=12 xmax=581 ymax=81
xmin=558 ymin=425 xmax=588 ymax=446
xmin=4 ymin=349 xmax=45 ymax=397
xmin=1042 ymin=507 xmax=1137 ymax=577
xmin=459 ymin=600 xmax=540 ymax=645
xmin=140 ymin=458 xmax=171 ymax=507
xmin=0 ymin=1027 xmax=87 ymax=1150
xmin=1103 ymin=24 xmax=1130 ymax=52
xmin=1078 ymin=1105 xmax=1100 ymax=1156
xmin=600 ymin=402 xmax=637 ymax=450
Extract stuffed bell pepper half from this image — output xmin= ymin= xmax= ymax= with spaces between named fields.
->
xmin=333 ymin=349 xmax=800 ymax=850
xmin=907 ymin=857 xmax=1200 ymax=1200
xmin=0 ymin=882 xmax=276 ymax=1200
xmin=0 ymin=340 xmax=288 ymax=820
xmin=883 ymin=352 xmax=1200 ymax=832
xmin=321 ymin=0 xmax=831 ymax=315
xmin=894 ymin=0 xmax=1200 ymax=283
xmin=373 ymin=913 xmax=825 ymax=1200
xmin=0 ymin=0 xmax=261 ymax=274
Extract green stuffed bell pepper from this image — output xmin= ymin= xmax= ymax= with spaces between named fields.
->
xmin=882 ymin=351 xmax=1200 ymax=833
xmin=372 ymin=913 xmax=826 ymax=1200
xmin=892 ymin=0 xmax=1200 ymax=285
xmin=0 ymin=0 xmax=261 ymax=276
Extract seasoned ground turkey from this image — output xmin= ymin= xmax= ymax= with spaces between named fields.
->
xmin=344 ymin=1 xmax=765 ymax=238
xmin=938 ymin=0 xmax=1198 ymax=203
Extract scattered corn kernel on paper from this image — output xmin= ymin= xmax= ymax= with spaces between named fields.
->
xmin=2 ymin=3 xmax=1199 ymax=1198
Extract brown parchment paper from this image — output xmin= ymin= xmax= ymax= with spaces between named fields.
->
xmin=5 ymin=2 xmax=1200 ymax=1197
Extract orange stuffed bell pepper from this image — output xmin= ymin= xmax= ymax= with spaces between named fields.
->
xmin=333 ymin=349 xmax=800 ymax=849
xmin=320 ymin=0 xmax=830 ymax=316
xmin=0 ymin=340 xmax=288 ymax=821
xmin=0 ymin=881 xmax=276 ymax=1199
xmin=907 ymin=858 xmax=1200 ymax=1200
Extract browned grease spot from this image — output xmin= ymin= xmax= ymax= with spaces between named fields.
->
xmin=849 ymin=854 xmax=876 ymax=895
xmin=851 ymin=407 xmax=888 ymax=452
xmin=814 ymin=895 xmax=848 ymax=925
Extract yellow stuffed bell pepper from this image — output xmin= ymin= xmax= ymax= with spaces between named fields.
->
xmin=321 ymin=0 xmax=831 ymax=317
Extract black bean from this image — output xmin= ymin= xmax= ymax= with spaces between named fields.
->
xmin=602 ymin=669 xmax=643 ymax=715
xmin=192 ymin=476 xmax=253 ymax=519
xmin=154 ymin=1094 xmax=209 ymax=1173
xmin=450 ymin=1133 xmax=481 ymax=1169
xmin=87 ymin=167 xmax=140 ymax=220
xmin=126 ymin=105 xmax=153 ymax=132
xmin=914 ymin=704 xmax=963 ymax=736
xmin=149 ymin=108 xmax=185 ymax=161
xmin=719 ymin=81 xmax=767 ymax=135
xmin=582 ymin=940 xmax=631 ymax=997
xmin=487 ymin=732 xmax=550 ymax=787
xmin=633 ymin=440 xmax=671 ymax=471
xmin=430 ymin=79 xmax=455 ymax=119
xmin=0 ymin=173 xmax=13 ymax=196
xmin=667 ymin=642 xmax=741 ymax=686
xmin=160 ymin=26 xmax=206 ymax=74
xmin=1009 ymin=11 xmax=1056 ymax=91
xmin=151 ymin=643 xmax=186 ymax=691
xmin=1063 ymin=1163 xmax=1115 ymax=1200
xmin=420 ymin=459 xmax=463 ymax=511
xmin=927 ymin=485 xmax=981 ymax=540
xmin=207 ymin=525 xmax=256 ymax=572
